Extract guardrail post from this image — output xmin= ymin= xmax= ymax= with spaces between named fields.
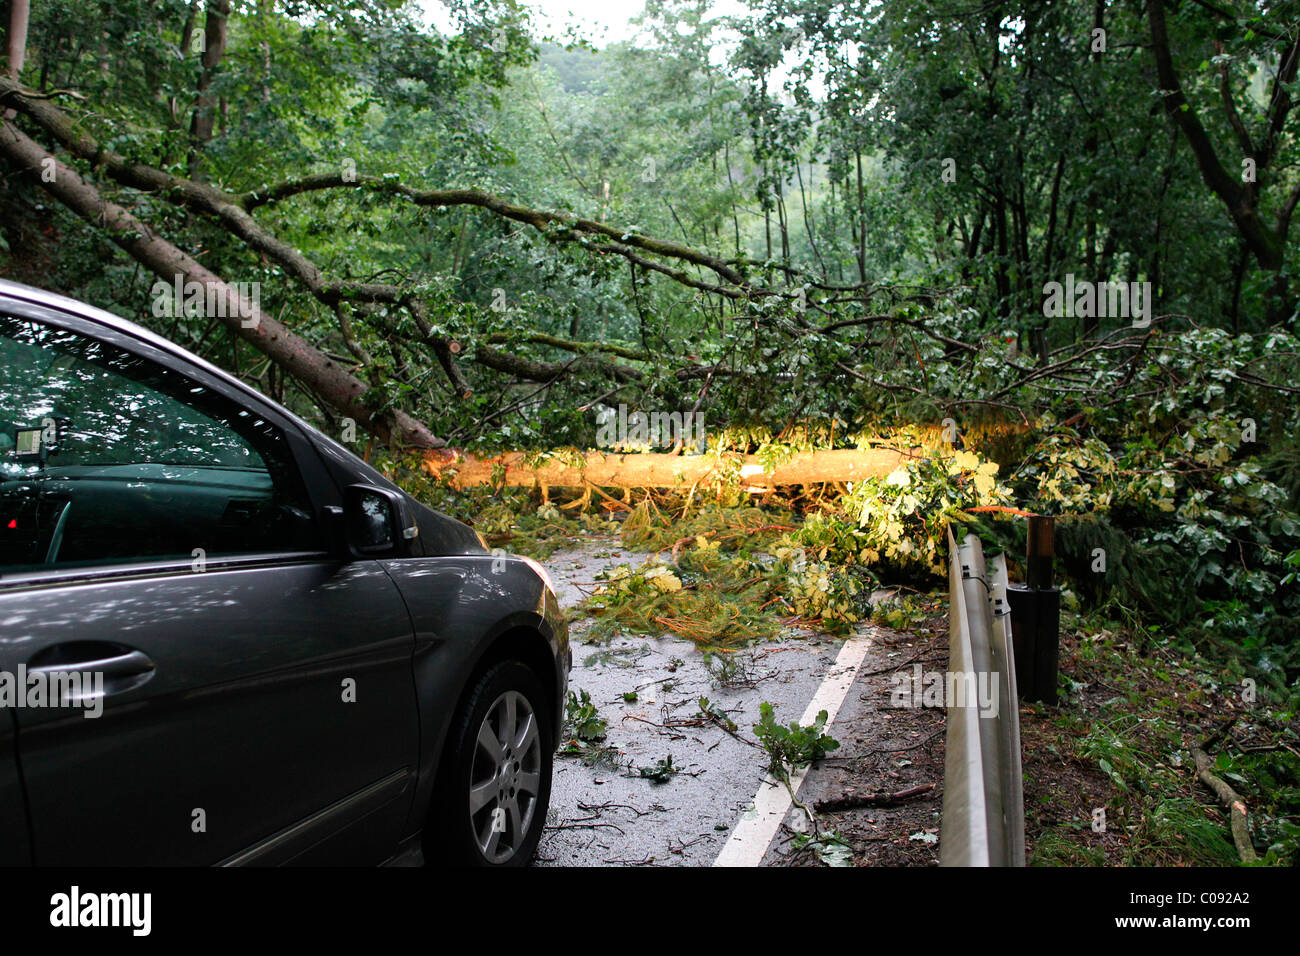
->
xmin=1025 ymin=514 xmax=1055 ymax=589
xmin=1008 ymin=515 xmax=1060 ymax=705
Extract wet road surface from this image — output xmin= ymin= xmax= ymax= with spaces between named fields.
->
xmin=535 ymin=536 xmax=915 ymax=866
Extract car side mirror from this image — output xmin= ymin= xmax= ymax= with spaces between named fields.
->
xmin=342 ymin=484 xmax=418 ymax=558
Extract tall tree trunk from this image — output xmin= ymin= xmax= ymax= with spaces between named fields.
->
xmin=724 ymin=141 xmax=741 ymax=256
xmin=994 ymin=191 xmax=1010 ymax=321
xmin=1229 ymin=242 xmax=1249 ymax=333
xmin=796 ymin=160 xmax=825 ymax=275
xmin=776 ymin=183 xmax=789 ymax=266
xmin=4 ymin=0 xmax=30 ymax=120
xmin=854 ymin=149 xmax=866 ymax=283
xmin=5 ymin=0 xmax=29 ymax=78
xmin=1042 ymin=153 xmax=1064 ymax=274
xmin=188 ymin=0 xmax=232 ymax=181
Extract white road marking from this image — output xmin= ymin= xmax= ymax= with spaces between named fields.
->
xmin=712 ymin=632 xmax=874 ymax=867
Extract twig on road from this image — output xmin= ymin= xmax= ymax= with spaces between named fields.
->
xmin=814 ymin=782 xmax=937 ymax=813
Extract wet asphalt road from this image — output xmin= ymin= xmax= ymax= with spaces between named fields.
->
xmin=534 ymin=536 xmax=896 ymax=867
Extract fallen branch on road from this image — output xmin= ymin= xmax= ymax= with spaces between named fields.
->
xmin=814 ymin=782 xmax=937 ymax=813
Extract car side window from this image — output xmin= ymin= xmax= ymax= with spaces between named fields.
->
xmin=0 ymin=312 xmax=322 ymax=572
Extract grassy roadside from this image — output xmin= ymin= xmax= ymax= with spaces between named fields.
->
xmin=1023 ymin=612 xmax=1299 ymax=866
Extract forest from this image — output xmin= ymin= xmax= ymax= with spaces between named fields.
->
xmin=1 ymin=0 xmax=1298 ymax=867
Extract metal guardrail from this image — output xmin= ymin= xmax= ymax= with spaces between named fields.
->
xmin=940 ymin=528 xmax=1026 ymax=867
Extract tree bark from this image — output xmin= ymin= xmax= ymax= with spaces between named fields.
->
xmin=5 ymin=0 xmax=29 ymax=78
xmin=4 ymin=0 xmax=30 ymax=119
xmin=188 ymin=0 xmax=232 ymax=180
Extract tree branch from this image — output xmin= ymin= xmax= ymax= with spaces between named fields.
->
xmin=0 ymin=116 xmax=443 ymax=449
xmin=1147 ymin=0 xmax=1281 ymax=268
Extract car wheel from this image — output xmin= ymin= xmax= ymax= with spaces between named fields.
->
xmin=429 ymin=660 xmax=553 ymax=866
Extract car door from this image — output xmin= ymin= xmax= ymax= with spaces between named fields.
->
xmin=0 ymin=298 xmax=419 ymax=865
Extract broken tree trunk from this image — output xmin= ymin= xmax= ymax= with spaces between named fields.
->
xmin=423 ymin=447 xmax=911 ymax=491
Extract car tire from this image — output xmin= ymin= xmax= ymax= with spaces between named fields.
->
xmin=427 ymin=659 xmax=553 ymax=867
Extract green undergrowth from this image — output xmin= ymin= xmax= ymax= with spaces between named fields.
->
xmin=1025 ymin=612 xmax=1300 ymax=866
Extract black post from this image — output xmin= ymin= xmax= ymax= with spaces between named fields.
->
xmin=1008 ymin=515 xmax=1060 ymax=705
xmin=1025 ymin=515 xmax=1054 ymax=589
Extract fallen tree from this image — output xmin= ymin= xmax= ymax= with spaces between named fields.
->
xmin=423 ymin=446 xmax=911 ymax=491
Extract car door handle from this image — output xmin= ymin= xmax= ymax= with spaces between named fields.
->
xmin=27 ymin=643 xmax=155 ymax=697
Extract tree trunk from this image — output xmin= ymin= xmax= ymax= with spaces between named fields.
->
xmin=3 ymin=0 xmax=30 ymax=120
xmin=5 ymin=0 xmax=29 ymax=78
xmin=424 ymin=447 xmax=909 ymax=491
xmin=188 ymin=0 xmax=232 ymax=180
